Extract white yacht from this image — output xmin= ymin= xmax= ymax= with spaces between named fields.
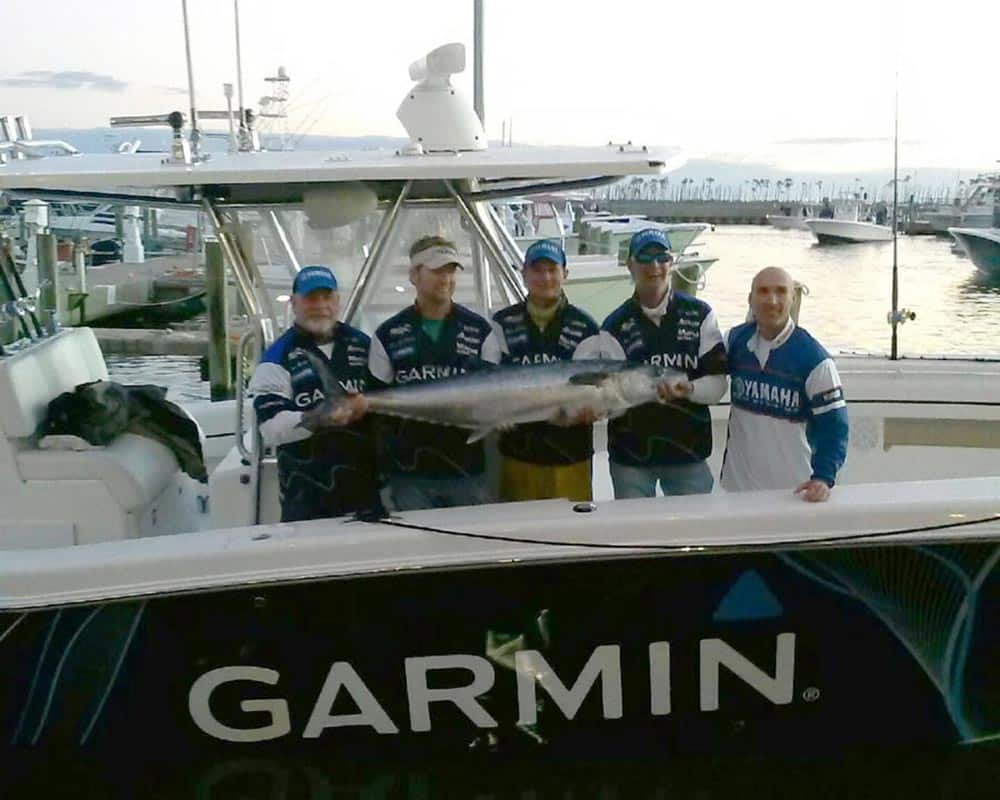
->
xmin=0 ymin=43 xmax=998 ymax=791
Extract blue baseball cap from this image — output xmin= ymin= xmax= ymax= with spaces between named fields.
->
xmin=627 ymin=228 xmax=673 ymax=259
xmin=523 ymin=239 xmax=567 ymax=268
xmin=292 ymin=265 xmax=338 ymax=295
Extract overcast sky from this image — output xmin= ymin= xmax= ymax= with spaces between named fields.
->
xmin=3 ymin=0 xmax=997 ymax=173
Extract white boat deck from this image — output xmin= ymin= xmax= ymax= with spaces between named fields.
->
xmin=1 ymin=477 xmax=998 ymax=611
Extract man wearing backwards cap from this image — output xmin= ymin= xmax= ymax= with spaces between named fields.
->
xmin=576 ymin=228 xmax=728 ymax=498
xmin=367 ymin=235 xmax=502 ymax=511
xmin=248 ymin=265 xmax=377 ymax=522
xmin=491 ymin=239 xmax=601 ymax=502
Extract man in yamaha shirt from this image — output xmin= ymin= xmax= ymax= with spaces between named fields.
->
xmin=249 ymin=266 xmax=375 ymax=522
xmin=721 ymin=266 xmax=848 ymax=501
xmin=577 ymin=229 xmax=727 ymax=498
xmin=368 ymin=236 xmax=502 ymax=510
xmin=491 ymin=239 xmax=600 ymax=502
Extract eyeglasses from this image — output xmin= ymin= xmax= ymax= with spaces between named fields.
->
xmin=633 ymin=252 xmax=674 ymax=265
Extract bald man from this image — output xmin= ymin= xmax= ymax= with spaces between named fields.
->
xmin=721 ymin=267 xmax=848 ymax=502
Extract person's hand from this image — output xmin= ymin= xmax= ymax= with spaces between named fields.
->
xmin=549 ymin=406 xmax=601 ymax=426
xmin=336 ymin=393 xmax=369 ymax=425
xmin=310 ymin=394 xmax=368 ymax=428
xmin=656 ymin=378 xmax=694 ymax=402
xmin=794 ymin=479 xmax=831 ymax=502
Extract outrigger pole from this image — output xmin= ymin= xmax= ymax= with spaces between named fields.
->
xmin=473 ymin=0 xmax=485 ymax=126
xmin=180 ymin=0 xmax=201 ymax=157
xmin=234 ymin=0 xmax=247 ymax=136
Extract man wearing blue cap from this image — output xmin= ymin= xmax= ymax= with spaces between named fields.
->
xmin=248 ymin=265 xmax=377 ymax=522
xmin=491 ymin=239 xmax=601 ymax=501
xmin=577 ymin=228 xmax=727 ymax=498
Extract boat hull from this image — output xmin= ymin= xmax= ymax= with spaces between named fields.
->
xmin=3 ymin=535 xmax=998 ymax=786
xmin=804 ymin=219 xmax=893 ymax=244
xmin=949 ymin=227 xmax=1000 ymax=276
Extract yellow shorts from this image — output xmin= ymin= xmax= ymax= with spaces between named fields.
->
xmin=499 ymin=457 xmax=593 ymax=503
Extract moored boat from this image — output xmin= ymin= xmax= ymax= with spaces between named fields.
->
xmin=804 ymin=218 xmax=893 ymax=244
xmin=949 ymin=227 xmax=1000 ymax=276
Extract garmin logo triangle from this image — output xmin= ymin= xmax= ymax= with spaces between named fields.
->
xmin=713 ymin=570 xmax=784 ymax=621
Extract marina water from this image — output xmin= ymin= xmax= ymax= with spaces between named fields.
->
xmin=107 ymin=225 xmax=1000 ymax=396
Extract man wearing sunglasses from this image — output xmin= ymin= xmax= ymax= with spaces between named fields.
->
xmin=577 ymin=228 xmax=727 ymax=498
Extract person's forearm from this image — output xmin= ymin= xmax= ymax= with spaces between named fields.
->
xmin=688 ymin=374 xmax=727 ymax=404
xmin=809 ymin=407 xmax=849 ymax=486
xmin=260 ymin=409 xmax=311 ymax=447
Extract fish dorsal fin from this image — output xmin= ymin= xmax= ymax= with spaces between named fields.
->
xmin=568 ymin=370 xmax=613 ymax=387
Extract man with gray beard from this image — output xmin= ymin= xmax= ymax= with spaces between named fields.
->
xmin=248 ymin=266 xmax=377 ymax=521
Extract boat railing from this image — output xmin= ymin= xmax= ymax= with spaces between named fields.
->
xmin=233 ymin=327 xmax=257 ymax=465
xmin=0 ymin=114 xmax=79 ymax=164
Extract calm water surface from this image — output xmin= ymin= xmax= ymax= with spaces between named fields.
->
xmin=571 ymin=225 xmax=1000 ymax=357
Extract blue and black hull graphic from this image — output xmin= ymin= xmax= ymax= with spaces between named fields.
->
xmin=2 ymin=540 xmax=999 ymax=791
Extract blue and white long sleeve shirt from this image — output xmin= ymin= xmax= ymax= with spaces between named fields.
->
xmin=721 ymin=319 xmax=848 ymax=492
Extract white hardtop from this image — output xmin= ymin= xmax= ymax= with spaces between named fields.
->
xmin=2 ymin=477 xmax=998 ymax=610
xmin=0 ymin=144 xmax=679 ymax=192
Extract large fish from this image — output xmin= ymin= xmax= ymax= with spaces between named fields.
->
xmin=302 ymin=350 xmax=684 ymax=442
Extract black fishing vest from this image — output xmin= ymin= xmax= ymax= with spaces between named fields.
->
xmin=373 ymin=304 xmax=495 ymax=478
xmin=602 ymin=294 xmax=726 ymax=467
xmin=492 ymin=300 xmax=599 ymax=465
xmin=257 ymin=325 xmax=377 ymax=520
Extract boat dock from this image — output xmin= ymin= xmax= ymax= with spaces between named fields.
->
xmin=597 ymin=198 xmax=944 ymax=228
xmin=599 ymin=200 xmax=786 ymax=224
xmin=92 ymin=326 xmax=209 ymax=357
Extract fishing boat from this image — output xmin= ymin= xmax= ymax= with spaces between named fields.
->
xmin=923 ymin=174 xmax=1000 ymax=234
xmin=948 ymin=227 xmax=1000 ymax=277
xmin=0 ymin=41 xmax=999 ymax=796
xmin=803 ymin=218 xmax=893 ymax=244
xmin=576 ymin=214 xmax=710 ymax=259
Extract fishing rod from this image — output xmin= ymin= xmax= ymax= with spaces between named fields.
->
xmin=0 ymin=263 xmax=28 ymax=340
xmin=889 ymin=70 xmax=900 ymax=360
xmin=0 ymin=239 xmax=39 ymax=339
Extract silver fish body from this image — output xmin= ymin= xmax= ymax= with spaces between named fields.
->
xmin=362 ymin=360 xmax=683 ymax=440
